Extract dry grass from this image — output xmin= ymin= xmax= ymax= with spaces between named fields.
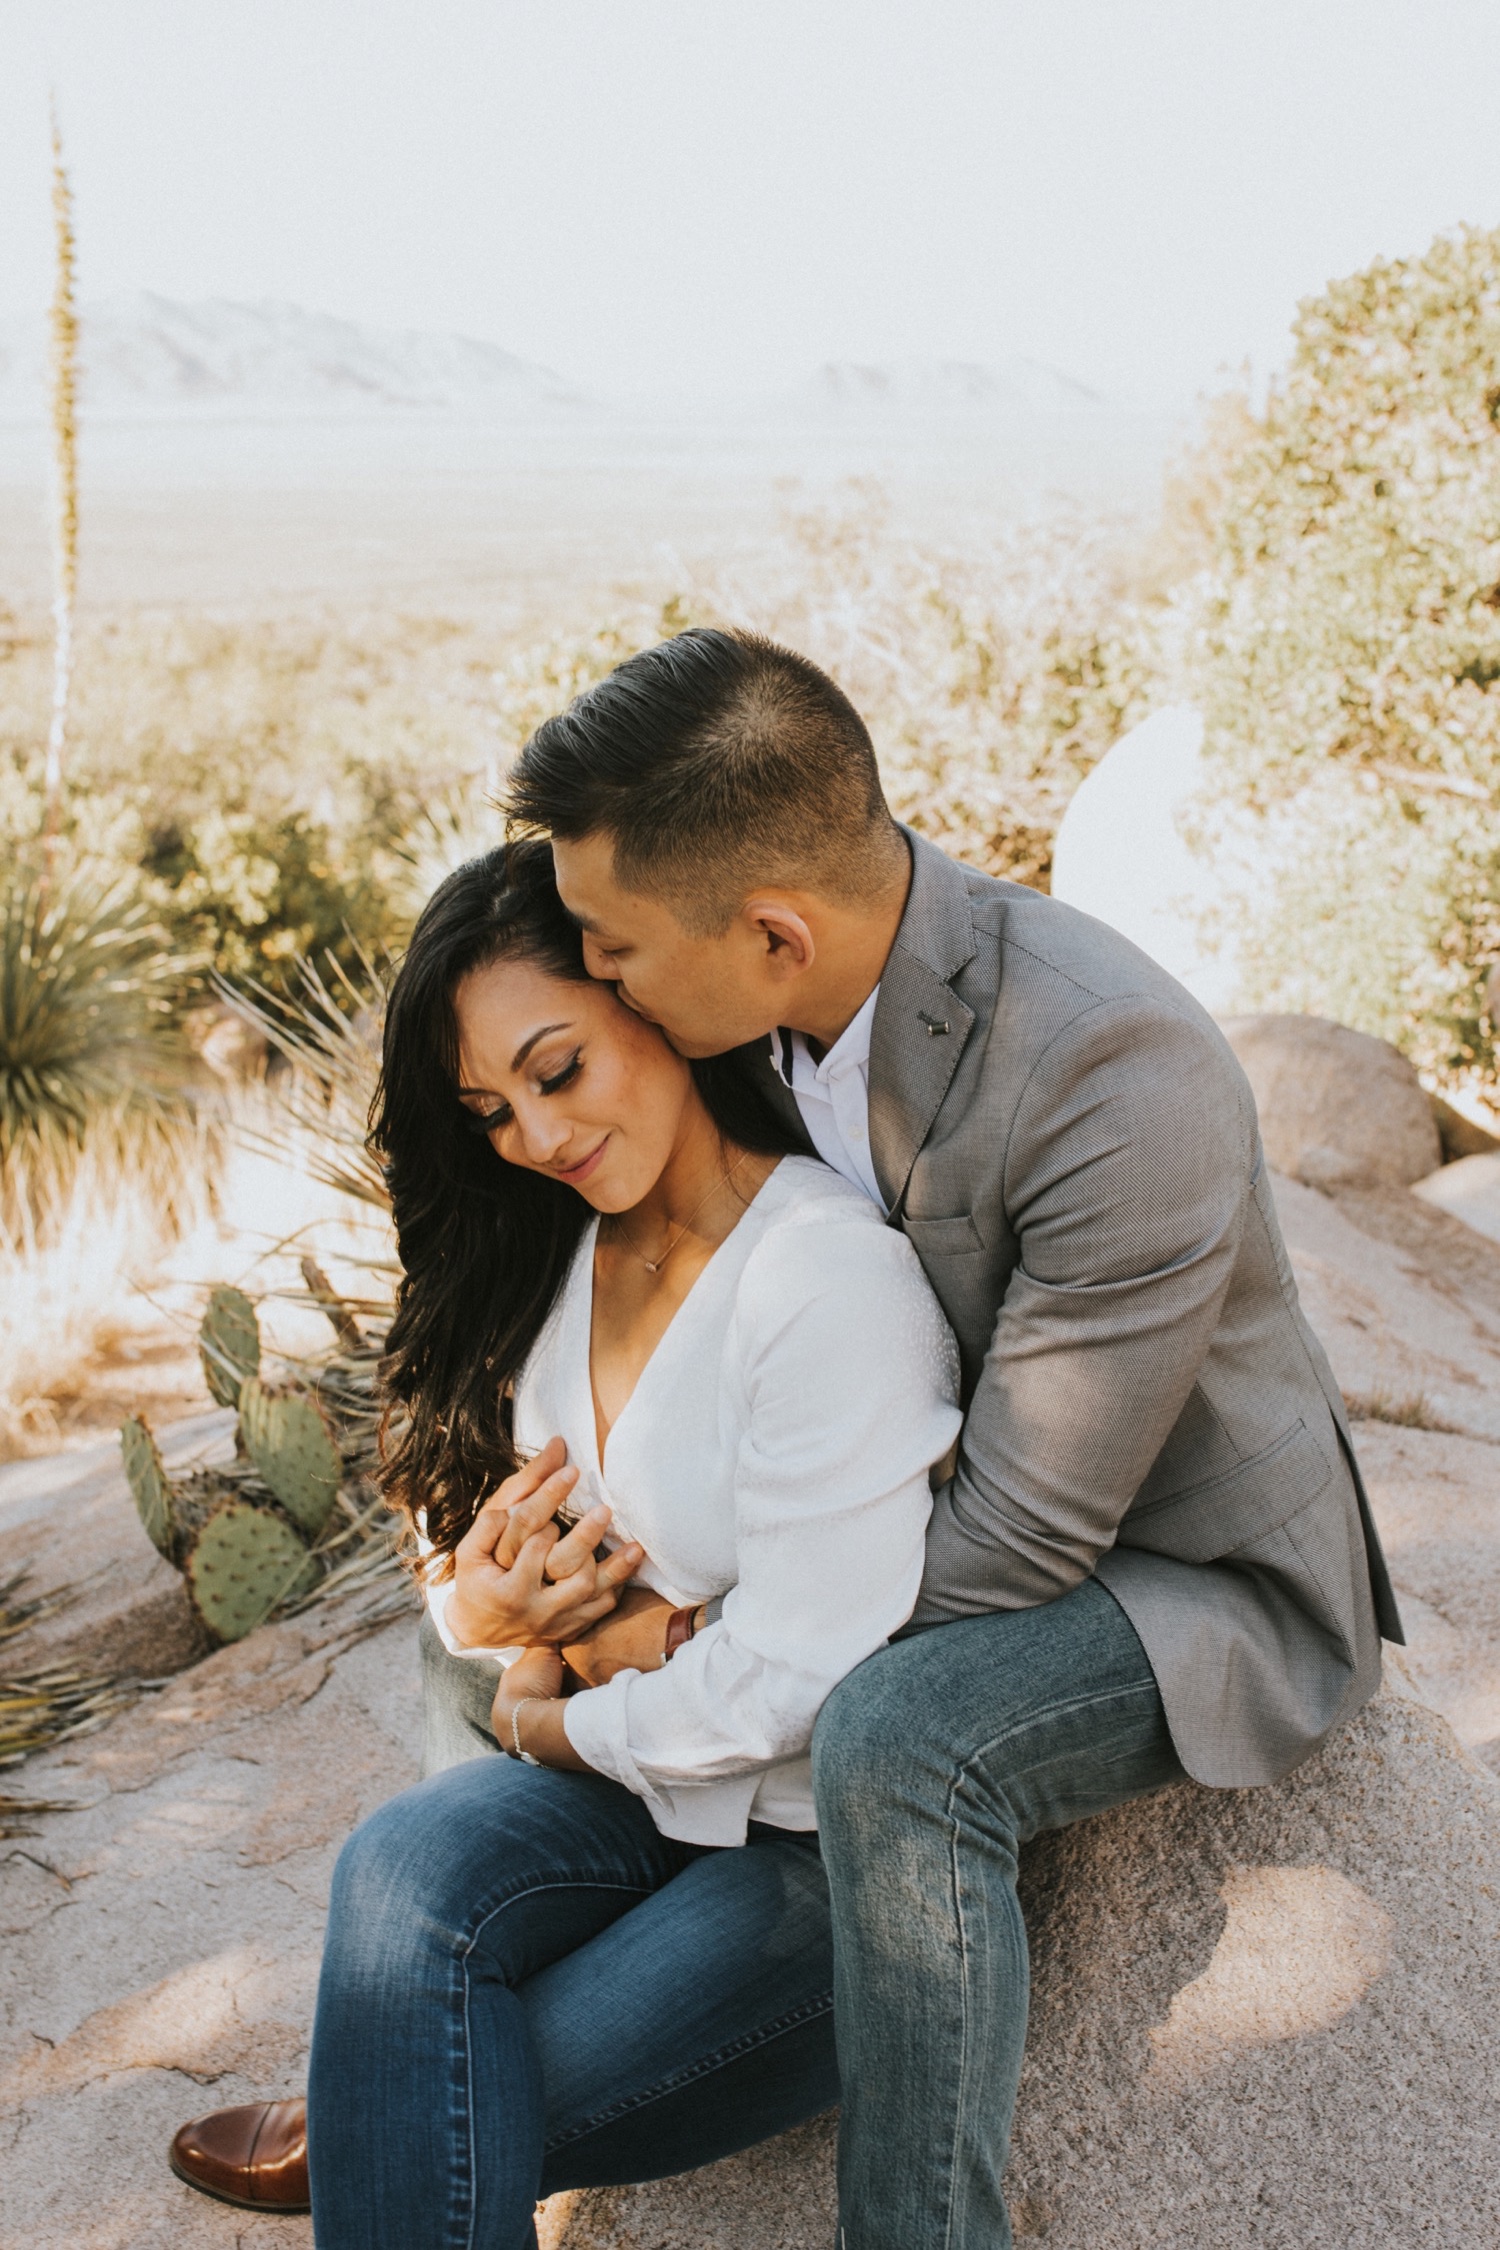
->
xmin=0 ymin=1569 xmax=135 ymax=1832
xmin=1344 ymin=1389 xmax=1462 ymax=1434
xmin=0 ymin=1060 xmax=395 ymax=1461
xmin=0 ymin=1118 xmax=216 ymax=1455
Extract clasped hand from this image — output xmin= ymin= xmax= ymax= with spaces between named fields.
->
xmin=444 ymin=1436 xmax=644 ymax=1651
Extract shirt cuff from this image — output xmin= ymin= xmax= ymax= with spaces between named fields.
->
xmin=561 ymin=1672 xmax=666 ymax=1809
xmin=424 ymin=1572 xmax=523 ymax=1665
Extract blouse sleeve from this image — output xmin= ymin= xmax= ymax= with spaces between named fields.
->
xmin=561 ymin=1210 xmax=961 ymax=1815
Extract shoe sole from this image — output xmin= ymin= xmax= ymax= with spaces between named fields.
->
xmin=168 ymin=2147 xmax=311 ymax=2215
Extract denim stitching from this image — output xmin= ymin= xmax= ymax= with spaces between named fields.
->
xmin=457 ymin=1951 xmax=476 ymax=2250
xmin=457 ymin=1875 xmax=659 ymax=1958
xmin=933 ymin=1669 xmax=1165 ymax=2250
xmin=543 ymin=1988 xmax=835 ymax=2150
xmin=447 ymin=1874 xmax=660 ymax=2248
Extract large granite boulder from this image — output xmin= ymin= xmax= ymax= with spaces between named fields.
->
xmin=1414 ymin=1148 xmax=1500 ymax=1246
xmin=1049 ymin=706 xmax=1258 ymax=1014
xmin=7 ymin=1171 xmax=1500 ymax=2248
xmin=542 ymin=1681 xmax=1499 ymax=2250
xmin=1221 ymin=1014 xmax=1442 ymax=1188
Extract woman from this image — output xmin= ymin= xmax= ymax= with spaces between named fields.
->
xmin=305 ymin=839 xmax=960 ymax=2248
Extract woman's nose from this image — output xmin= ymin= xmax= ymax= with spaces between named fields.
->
xmin=507 ymin=1099 xmax=572 ymax=1167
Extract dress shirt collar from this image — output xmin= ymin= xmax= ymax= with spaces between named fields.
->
xmin=770 ymin=984 xmax=881 ymax=1093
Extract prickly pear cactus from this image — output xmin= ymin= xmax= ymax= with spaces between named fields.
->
xmin=185 ymin=1499 xmax=316 ymax=1643
xmin=238 ymin=1378 xmax=342 ymax=1538
xmin=121 ymin=1415 xmax=176 ymax=1560
xmin=199 ymin=1285 xmax=261 ymax=1409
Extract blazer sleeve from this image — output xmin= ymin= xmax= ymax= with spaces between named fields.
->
xmin=562 ymin=1215 xmax=960 ymax=1809
xmin=910 ymin=993 xmax=1253 ymax=1623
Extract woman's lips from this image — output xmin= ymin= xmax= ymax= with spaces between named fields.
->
xmin=557 ymin=1136 xmax=609 ymax=1187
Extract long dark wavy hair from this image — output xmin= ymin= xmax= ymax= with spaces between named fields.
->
xmin=372 ymin=836 xmax=798 ymax=1565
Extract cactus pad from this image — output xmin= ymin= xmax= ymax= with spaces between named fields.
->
xmin=121 ymin=1415 xmax=176 ymax=1560
xmin=199 ymin=1285 xmax=261 ymax=1408
xmin=185 ymin=1500 xmax=315 ymax=1642
xmin=239 ymin=1379 xmax=342 ymax=1537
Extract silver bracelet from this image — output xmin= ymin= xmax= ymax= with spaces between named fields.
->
xmin=509 ymin=1694 xmax=551 ymax=1766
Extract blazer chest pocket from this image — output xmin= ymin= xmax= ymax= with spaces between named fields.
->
xmin=902 ymin=1213 xmax=985 ymax=1258
xmin=1116 ymin=1419 xmax=1335 ymax=1565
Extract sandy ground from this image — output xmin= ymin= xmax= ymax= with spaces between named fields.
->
xmin=0 ymin=405 xmax=1182 ymax=615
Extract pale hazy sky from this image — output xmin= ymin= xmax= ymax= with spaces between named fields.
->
xmin=4 ymin=0 xmax=1500 ymax=404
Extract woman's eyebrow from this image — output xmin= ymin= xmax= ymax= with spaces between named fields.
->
xmin=456 ymin=1023 xmax=575 ymax=1098
xmin=510 ymin=1021 xmax=574 ymax=1073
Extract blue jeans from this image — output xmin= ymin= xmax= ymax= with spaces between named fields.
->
xmin=310 ymin=1589 xmax=1181 ymax=2248
xmin=305 ymin=1619 xmax=839 ymax=2248
xmin=812 ymin=1576 xmax=1185 ymax=2249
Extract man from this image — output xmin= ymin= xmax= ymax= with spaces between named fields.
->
xmin=172 ymin=628 xmax=1398 ymax=2244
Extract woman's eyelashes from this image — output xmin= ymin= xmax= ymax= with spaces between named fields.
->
xmin=539 ymin=1051 xmax=583 ymax=1097
xmin=463 ymin=1098 xmax=511 ymax=1135
xmin=462 ymin=1052 xmax=583 ymax=1135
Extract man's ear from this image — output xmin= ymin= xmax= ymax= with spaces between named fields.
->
xmin=741 ymin=897 xmax=816 ymax=979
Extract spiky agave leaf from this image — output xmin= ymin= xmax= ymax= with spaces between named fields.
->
xmin=199 ymin=1283 xmax=260 ymax=1408
xmin=0 ymin=857 xmax=200 ymax=1235
xmin=184 ymin=1500 xmax=316 ymax=1643
xmin=216 ymin=948 xmax=389 ymax=1213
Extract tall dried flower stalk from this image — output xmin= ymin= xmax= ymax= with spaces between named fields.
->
xmin=41 ymin=106 xmax=79 ymax=852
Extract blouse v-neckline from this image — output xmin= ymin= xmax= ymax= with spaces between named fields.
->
xmin=579 ymin=1161 xmax=784 ymax=1479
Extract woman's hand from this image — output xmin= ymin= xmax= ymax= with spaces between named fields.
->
xmin=446 ymin=1437 xmax=643 ymax=1651
xmin=491 ymin=1644 xmax=592 ymax=1771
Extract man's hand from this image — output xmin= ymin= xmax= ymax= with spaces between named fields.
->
xmin=562 ymin=1585 xmax=678 ymax=1686
xmin=446 ymin=1437 xmax=644 ymax=1651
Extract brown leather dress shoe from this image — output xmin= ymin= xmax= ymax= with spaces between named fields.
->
xmin=169 ymin=2097 xmax=310 ymax=2213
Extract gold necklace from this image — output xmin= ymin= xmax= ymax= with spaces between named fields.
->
xmin=610 ymin=1152 xmax=750 ymax=1275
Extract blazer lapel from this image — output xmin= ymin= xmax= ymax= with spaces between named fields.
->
xmin=869 ymin=832 xmax=977 ymax=1213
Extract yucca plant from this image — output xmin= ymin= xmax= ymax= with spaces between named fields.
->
xmin=223 ymin=946 xmax=391 ymax=1220
xmin=0 ymin=855 xmax=200 ymax=1234
xmin=42 ymin=104 xmax=79 ymax=854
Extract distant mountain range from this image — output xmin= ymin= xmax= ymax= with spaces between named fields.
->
xmin=797 ymin=357 xmax=1108 ymax=417
xmin=0 ymin=294 xmax=1118 ymax=424
xmin=0 ymin=292 xmax=582 ymax=417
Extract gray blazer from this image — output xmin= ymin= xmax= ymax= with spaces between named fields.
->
xmin=746 ymin=832 xmax=1401 ymax=1788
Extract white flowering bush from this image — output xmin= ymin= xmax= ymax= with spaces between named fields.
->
xmin=1186 ymin=224 xmax=1500 ymax=1077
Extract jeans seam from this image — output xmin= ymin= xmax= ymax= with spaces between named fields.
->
xmin=928 ymin=1670 xmax=1164 ymax=2250
xmin=458 ymin=1875 xmax=666 ymax=1956
xmin=449 ymin=1876 xmax=659 ymax=2250
xmin=542 ymin=1987 xmax=836 ymax=2151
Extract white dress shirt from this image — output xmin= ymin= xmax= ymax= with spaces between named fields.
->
xmin=771 ymin=984 xmax=885 ymax=1211
xmin=425 ymin=1157 xmax=959 ymax=1846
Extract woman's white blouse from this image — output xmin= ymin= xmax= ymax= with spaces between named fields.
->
xmin=427 ymin=1156 xmax=960 ymax=1846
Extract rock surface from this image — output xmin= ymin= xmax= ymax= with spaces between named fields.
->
xmin=1413 ymin=1147 xmax=1500 ymax=1246
xmin=4 ymin=1172 xmax=1500 ymax=2247
xmin=1222 ymin=1014 xmax=1443 ymax=1187
xmin=0 ymin=1599 xmax=424 ymax=2249
xmin=1048 ymin=705 xmax=1265 ymax=1013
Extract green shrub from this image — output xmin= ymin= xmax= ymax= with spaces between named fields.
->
xmin=1185 ymin=223 xmax=1500 ymax=1079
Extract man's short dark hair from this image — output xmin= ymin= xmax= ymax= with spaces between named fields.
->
xmin=506 ymin=627 xmax=901 ymax=932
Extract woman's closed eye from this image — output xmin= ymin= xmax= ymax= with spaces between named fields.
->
xmin=462 ymin=1051 xmax=584 ymax=1134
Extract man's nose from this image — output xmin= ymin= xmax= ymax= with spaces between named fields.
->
xmin=582 ymin=935 xmax=617 ymax=982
